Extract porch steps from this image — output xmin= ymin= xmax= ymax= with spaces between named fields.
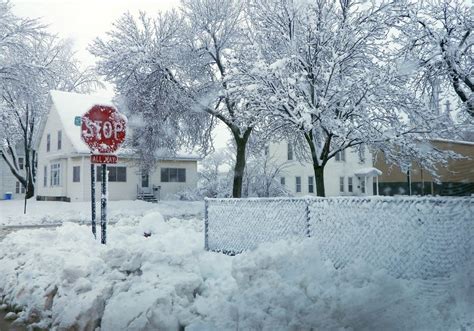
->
xmin=137 ymin=193 xmax=158 ymax=203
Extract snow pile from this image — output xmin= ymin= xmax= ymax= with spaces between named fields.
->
xmin=0 ymin=207 xmax=472 ymax=330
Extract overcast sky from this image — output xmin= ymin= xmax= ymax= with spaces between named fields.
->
xmin=12 ymin=0 xmax=178 ymax=69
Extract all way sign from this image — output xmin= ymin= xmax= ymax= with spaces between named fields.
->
xmin=91 ymin=154 xmax=118 ymax=164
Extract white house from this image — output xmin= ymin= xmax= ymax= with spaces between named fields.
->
xmin=35 ymin=90 xmax=199 ymax=202
xmin=268 ymin=141 xmax=381 ymax=196
xmin=0 ymin=145 xmax=26 ymax=200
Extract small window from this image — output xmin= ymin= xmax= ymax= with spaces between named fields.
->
xmin=57 ymin=130 xmax=62 ymax=150
xmin=50 ymin=163 xmax=61 ymax=186
xmin=73 ymin=166 xmax=80 ymax=182
xmin=16 ymin=181 xmax=25 ymax=194
xmin=46 ymin=134 xmax=51 ymax=152
xmin=18 ymin=157 xmax=24 ymax=170
xmin=348 ymin=177 xmax=353 ymax=193
xmin=339 ymin=177 xmax=345 ymax=192
xmin=308 ymin=176 xmax=314 ymax=193
xmin=161 ymin=168 xmax=186 ymax=182
xmin=287 ymin=143 xmax=293 ymax=161
xmin=97 ymin=166 xmax=127 ymax=182
xmin=296 ymin=176 xmax=301 ymax=193
xmin=264 ymin=145 xmax=269 ymax=156
xmin=335 ymin=150 xmax=346 ymax=162
xmin=43 ymin=165 xmax=47 ymax=187
xmin=280 ymin=177 xmax=285 ymax=186
xmin=358 ymin=144 xmax=366 ymax=163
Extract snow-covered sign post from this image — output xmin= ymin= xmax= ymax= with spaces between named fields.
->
xmin=81 ymin=105 xmax=127 ymax=244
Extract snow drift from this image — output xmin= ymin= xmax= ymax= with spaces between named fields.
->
xmin=0 ymin=205 xmax=472 ymax=330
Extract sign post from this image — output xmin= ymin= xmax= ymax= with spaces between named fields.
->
xmin=81 ymin=105 xmax=126 ymax=244
xmin=91 ymin=164 xmax=96 ymax=239
xmin=101 ymin=164 xmax=107 ymax=244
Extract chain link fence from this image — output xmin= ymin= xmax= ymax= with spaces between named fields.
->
xmin=205 ymin=196 xmax=473 ymax=281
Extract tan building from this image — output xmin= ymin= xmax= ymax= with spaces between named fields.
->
xmin=375 ymin=139 xmax=474 ymax=196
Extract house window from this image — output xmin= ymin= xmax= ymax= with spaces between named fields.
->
xmin=348 ymin=177 xmax=353 ymax=193
xmin=43 ymin=165 xmax=47 ymax=187
xmin=308 ymin=176 xmax=314 ymax=193
xmin=360 ymin=177 xmax=366 ymax=193
xmin=57 ymin=130 xmax=62 ymax=150
xmin=296 ymin=176 xmax=301 ymax=193
xmin=335 ymin=150 xmax=346 ymax=162
xmin=339 ymin=177 xmax=345 ymax=192
xmin=280 ymin=177 xmax=285 ymax=186
xmin=96 ymin=166 xmax=127 ymax=182
xmin=161 ymin=168 xmax=186 ymax=182
xmin=73 ymin=166 xmax=80 ymax=182
xmin=358 ymin=144 xmax=366 ymax=163
xmin=287 ymin=143 xmax=293 ymax=161
xmin=50 ymin=163 xmax=61 ymax=186
xmin=15 ymin=181 xmax=25 ymax=194
xmin=18 ymin=157 xmax=24 ymax=170
xmin=46 ymin=134 xmax=51 ymax=152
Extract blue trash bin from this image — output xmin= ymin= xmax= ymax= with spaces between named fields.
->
xmin=4 ymin=192 xmax=12 ymax=200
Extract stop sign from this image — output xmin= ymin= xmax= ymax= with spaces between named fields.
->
xmin=81 ymin=105 xmax=127 ymax=154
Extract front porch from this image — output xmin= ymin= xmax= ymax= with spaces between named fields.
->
xmin=136 ymin=173 xmax=160 ymax=202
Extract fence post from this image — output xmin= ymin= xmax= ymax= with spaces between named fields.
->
xmin=305 ymin=199 xmax=311 ymax=237
xmin=204 ymin=198 xmax=209 ymax=251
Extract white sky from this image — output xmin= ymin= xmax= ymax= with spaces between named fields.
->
xmin=12 ymin=0 xmax=178 ymax=68
xmin=11 ymin=0 xmax=231 ymax=149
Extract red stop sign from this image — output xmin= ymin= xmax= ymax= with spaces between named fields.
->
xmin=81 ymin=105 xmax=127 ymax=154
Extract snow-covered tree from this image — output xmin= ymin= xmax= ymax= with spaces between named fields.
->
xmin=91 ymin=0 xmax=263 ymax=198
xmin=397 ymin=0 xmax=473 ymax=117
xmin=237 ymin=0 xmax=459 ymax=196
xmin=0 ymin=3 xmax=101 ymax=199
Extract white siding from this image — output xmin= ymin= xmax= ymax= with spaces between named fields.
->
xmin=269 ymin=142 xmax=375 ymax=196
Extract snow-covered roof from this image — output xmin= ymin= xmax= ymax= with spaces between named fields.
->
xmin=50 ymin=90 xmax=115 ymax=154
xmin=39 ymin=90 xmax=201 ymax=161
xmin=354 ymin=167 xmax=382 ymax=177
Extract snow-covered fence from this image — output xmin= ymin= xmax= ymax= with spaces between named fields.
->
xmin=204 ymin=196 xmax=473 ymax=279
xmin=204 ymin=198 xmax=309 ymax=254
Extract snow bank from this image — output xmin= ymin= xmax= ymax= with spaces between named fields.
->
xmin=0 ymin=205 xmax=472 ymax=330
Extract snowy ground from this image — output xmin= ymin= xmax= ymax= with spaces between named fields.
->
xmin=0 ymin=200 xmax=472 ymax=330
xmin=0 ymin=199 xmax=204 ymax=226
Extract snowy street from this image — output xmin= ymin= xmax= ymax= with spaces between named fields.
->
xmin=0 ymin=199 xmax=473 ymax=330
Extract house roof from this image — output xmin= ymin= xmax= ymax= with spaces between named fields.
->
xmin=431 ymin=138 xmax=474 ymax=147
xmin=50 ymin=90 xmax=115 ymax=154
xmin=355 ymin=167 xmax=382 ymax=177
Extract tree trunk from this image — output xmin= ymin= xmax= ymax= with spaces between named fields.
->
xmin=304 ymin=131 xmax=328 ymax=197
xmin=313 ymin=165 xmax=325 ymax=197
xmin=232 ymin=137 xmax=247 ymax=198
xmin=231 ymin=127 xmax=252 ymax=198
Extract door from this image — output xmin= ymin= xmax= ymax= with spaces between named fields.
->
xmin=141 ymin=173 xmax=151 ymax=194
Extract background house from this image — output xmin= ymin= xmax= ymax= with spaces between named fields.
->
xmin=375 ymin=139 xmax=474 ymax=196
xmin=267 ymin=142 xmax=380 ymax=196
xmin=35 ymin=90 xmax=199 ymax=202
xmin=0 ymin=145 xmax=26 ymax=200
